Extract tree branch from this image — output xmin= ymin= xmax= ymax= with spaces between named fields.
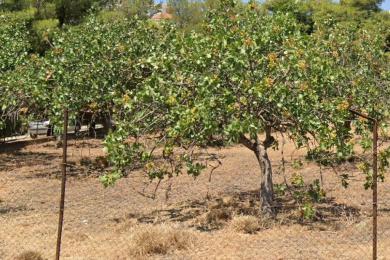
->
xmin=239 ymin=135 xmax=256 ymax=151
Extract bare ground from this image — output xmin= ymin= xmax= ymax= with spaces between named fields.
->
xmin=1 ymin=136 xmax=390 ymax=259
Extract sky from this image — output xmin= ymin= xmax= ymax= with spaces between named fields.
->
xmin=381 ymin=0 xmax=390 ymax=10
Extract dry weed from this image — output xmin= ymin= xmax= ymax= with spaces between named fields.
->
xmin=195 ymin=208 xmax=232 ymax=230
xmin=230 ymin=215 xmax=261 ymax=234
xmin=116 ymin=218 xmax=138 ymax=234
xmin=128 ymin=223 xmax=195 ymax=257
xmin=15 ymin=251 xmax=45 ymax=260
xmin=80 ymin=157 xmax=93 ymax=166
xmin=222 ymin=196 xmax=235 ymax=207
xmin=94 ymin=156 xmax=109 ymax=168
xmin=206 ymin=208 xmax=231 ymax=223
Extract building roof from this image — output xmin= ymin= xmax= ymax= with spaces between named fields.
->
xmin=151 ymin=11 xmax=173 ymax=20
xmin=150 ymin=3 xmax=172 ymax=21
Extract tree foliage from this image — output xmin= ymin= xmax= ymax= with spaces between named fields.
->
xmin=0 ymin=0 xmax=389 ymax=215
xmin=101 ymin=0 xmax=389 ymax=214
xmin=0 ymin=9 xmax=33 ymax=130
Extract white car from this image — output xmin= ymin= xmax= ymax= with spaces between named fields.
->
xmin=28 ymin=120 xmax=51 ymax=138
xmin=28 ymin=120 xmax=81 ymax=139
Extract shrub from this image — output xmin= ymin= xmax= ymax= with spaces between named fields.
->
xmin=97 ymin=10 xmax=126 ymax=23
xmin=128 ymin=224 xmax=195 ymax=256
xmin=32 ymin=18 xmax=59 ymax=39
xmin=31 ymin=18 xmax=59 ymax=53
xmin=229 ymin=215 xmax=261 ymax=234
xmin=301 ymin=202 xmax=316 ymax=220
xmin=0 ymin=8 xmax=36 ymax=22
xmin=203 ymin=208 xmax=232 ymax=229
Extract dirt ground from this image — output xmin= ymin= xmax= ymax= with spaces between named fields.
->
xmin=1 ymin=135 xmax=390 ymax=260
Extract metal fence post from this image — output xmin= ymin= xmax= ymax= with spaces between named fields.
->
xmin=349 ymin=109 xmax=378 ymax=260
xmin=372 ymin=119 xmax=378 ymax=260
xmin=55 ymin=108 xmax=68 ymax=260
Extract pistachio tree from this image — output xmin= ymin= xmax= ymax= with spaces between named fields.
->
xmin=29 ymin=16 xmax=162 ymax=129
xmin=0 ymin=10 xmax=32 ymax=132
xmin=103 ymin=0 xmax=390 ymax=216
xmin=310 ymin=19 xmax=390 ymax=185
xmin=1 ymin=0 xmax=388 ymax=216
xmin=1 ymin=12 xmax=164 ymax=133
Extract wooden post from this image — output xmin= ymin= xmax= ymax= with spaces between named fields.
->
xmin=55 ymin=108 xmax=68 ymax=260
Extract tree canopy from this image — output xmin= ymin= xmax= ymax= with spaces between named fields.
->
xmin=0 ymin=0 xmax=389 ymax=215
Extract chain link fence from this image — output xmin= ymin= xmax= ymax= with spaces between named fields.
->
xmin=1 ymin=134 xmax=389 ymax=259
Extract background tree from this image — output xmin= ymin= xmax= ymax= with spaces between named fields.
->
xmin=54 ymin=0 xmax=112 ymax=25
xmin=0 ymin=0 xmax=34 ymax=11
xmin=341 ymin=0 xmax=384 ymax=12
xmin=121 ymin=0 xmax=154 ymax=18
xmin=0 ymin=9 xmax=33 ymax=134
xmin=30 ymin=16 xmax=163 ymax=132
xmin=167 ymin=0 xmax=204 ymax=29
xmin=264 ymin=0 xmax=314 ymax=33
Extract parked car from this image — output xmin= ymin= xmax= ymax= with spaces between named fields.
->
xmin=28 ymin=120 xmax=51 ymax=138
xmin=28 ymin=120 xmax=81 ymax=139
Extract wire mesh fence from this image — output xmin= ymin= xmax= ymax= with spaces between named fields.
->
xmin=1 ymin=133 xmax=389 ymax=259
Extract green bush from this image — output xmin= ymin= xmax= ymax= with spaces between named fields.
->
xmin=32 ymin=18 xmax=59 ymax=38
xmin=0 ymin=7 xmax=36 ymax=22
xmin=97 ymin=10 xmax=126 ymax=23
xmin=0 ymin=0 xmax=35 ymax=12
xmin=31 ymin=18 xmax=59 ymax=53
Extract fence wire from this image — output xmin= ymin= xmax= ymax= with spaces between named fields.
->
xmin=1 ymin=135 xmax=389 ymax=260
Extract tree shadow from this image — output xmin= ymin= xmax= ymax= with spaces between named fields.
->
xmin=23 ymin=160 xmax=109 ymax=179
xmin=0 ymin=151 xmax=59 ymax=172
xmin=275 ymin=194 xmax=361 ymax=230
xmin=0 ymin=147 xmax=109 ymax=179
xmin=0 ymin=137 xmax=55 ymax=153
xmin=118 ymin=188 xmax=362 ymax=232
xmin=379 ymin=208 xmax=390 ymax=213
xmin=0 ymin=205 xmax=30 ymax=215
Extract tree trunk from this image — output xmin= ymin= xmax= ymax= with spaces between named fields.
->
xmin=88 ymin=121 xmax=96 ymax=138
xmin=240 ymin=127 xmax=276 ymax=217
xmin=102 ymin=113 xmax=113 ymax=136
xmin=254 ymin=141 xmax=275 ymax=216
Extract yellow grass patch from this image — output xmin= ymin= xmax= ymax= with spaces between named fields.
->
xmin=128 ymin=223 xmax=196 ymax=257
xmin=230 ymin=215 xmax=261 ymax=234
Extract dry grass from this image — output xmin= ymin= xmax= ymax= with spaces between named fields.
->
xmin=128 ymin=223 xmax=196 ymax=257
xmin=229 ymin=215 xmax=261 ymax=234
xmin=2 ymin=138 xmax=390 ymax=259
xmin=115 ymin=218 xmax=139 ymax=234
xmin=15 ymin=251 xmax=46 ymax=260
xmin=195 ymin=207 xmax=233 ymax=230
xmin=205 ymin=208 xmax=231 ymax=224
